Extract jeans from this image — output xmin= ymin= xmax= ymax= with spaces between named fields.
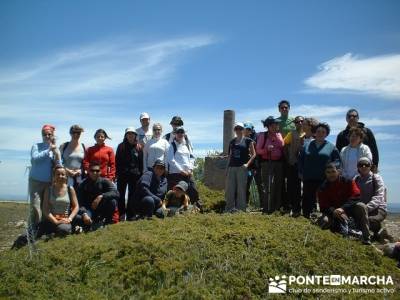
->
xmin=37 ymin=219 xmax=72 ymax=237
xmin=343 ymin=201 xmax=371 ymax=239
xmin=138 ymin=196 xmax=162 ymax=218
xmin=81 ymin=198 xmax=118 ymax=225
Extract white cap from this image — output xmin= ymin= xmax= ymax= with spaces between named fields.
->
xmin=234 ymin=122 xmax=244 ymax=129
xmin=140 ymin=112 xmax=150 ymax=120
xmin=125 ymin=127 xmax=137 ymax=135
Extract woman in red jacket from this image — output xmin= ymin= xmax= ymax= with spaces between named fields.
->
xmin=83 ymin=129 xmax=116 ymax=181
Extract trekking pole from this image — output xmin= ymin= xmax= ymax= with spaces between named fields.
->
xmin=249 ymin=175 xmax=256 ymax=210
xmin=267 ymin=159 xmax=272 ymax=213
xmin=25 ymin=166 xmax=36 ymax=259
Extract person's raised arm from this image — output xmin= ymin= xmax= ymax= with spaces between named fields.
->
xmin=31 ymin=143 xmax=51 ymax=162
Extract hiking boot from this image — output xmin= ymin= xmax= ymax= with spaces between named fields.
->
xmin=377 ymin=228 xmax=394 ymax=243
xmin=362 ymin=237 xmax=372 ymax=245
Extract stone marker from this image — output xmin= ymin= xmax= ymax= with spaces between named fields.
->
xmin=204 ymin=110 xmax=234 ymax=190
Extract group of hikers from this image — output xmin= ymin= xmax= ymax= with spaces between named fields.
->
xmin=27 ymin=113 xmax=200 ymax=240
xmin=20 ymin=101 xmax=398 ymax=260
xmin=225 ymin=100 xmax=389 ymax=247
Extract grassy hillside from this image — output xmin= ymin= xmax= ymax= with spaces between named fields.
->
xmin=0 ymin=210 xmax=399 ymax=299
xmin=0 ymin=202 xmax=28 ymax=252
xmin=0 ymin=184 xmax=399 ymax=299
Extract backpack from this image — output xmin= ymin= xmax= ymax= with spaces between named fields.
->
xmin=61 ymin=142 xmax=86 ymax=158
xmin=171 ymin=140 xmax=194 ymax=159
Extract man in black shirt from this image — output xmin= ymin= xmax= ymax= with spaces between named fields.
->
xmin=77 ymin=161 xmax=119 ymax=227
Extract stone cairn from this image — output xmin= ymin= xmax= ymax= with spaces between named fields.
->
xmin=203 ymin=110 xmax=235 ymax=190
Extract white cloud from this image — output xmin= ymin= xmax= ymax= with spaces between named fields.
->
xmin=0 ymin=35 xmax=216 ymax=100
xmin=304 ymin=53 xmax=400 ymax=99
xmin=0 ymin=35 xmax=218 ymax=150
xmin=374 ymin=133 xmax=400 ymax=141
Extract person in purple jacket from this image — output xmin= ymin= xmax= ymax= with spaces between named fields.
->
xmin=354 ymin=157 xmax=392 ymax=241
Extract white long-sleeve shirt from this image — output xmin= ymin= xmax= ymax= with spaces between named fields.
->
xmin=340 ymin=143 xmax=372 ymax=180
xmin=166 ymin=140 xmax=194 ymax=174
xmin=143 ymin=137 xmax=170 ymax=171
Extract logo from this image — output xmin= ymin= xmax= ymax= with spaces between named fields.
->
xmin=268 ymin=275 xmax=287 ymax=294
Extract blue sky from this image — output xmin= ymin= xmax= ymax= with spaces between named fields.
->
xmin=0 ymin=0 xmax=399 ymax=204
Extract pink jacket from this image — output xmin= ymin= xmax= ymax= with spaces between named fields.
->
xmin=256 ymin=131 xmax=284 ymax=160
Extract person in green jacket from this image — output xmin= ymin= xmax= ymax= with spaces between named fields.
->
xmin=277 ymin=100 xmax=295 ymax=214
xmin=277 ymin=100 xmax=295 ymax=139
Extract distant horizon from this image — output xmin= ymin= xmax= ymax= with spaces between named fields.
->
xmin=1 ymin=1 xmax=399 ymax=205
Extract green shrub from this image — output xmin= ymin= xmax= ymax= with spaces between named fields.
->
xmin=0 ymin=213 xmax=399 ymax=299
xmin=197 ymin=181 xmax=225 ymax=213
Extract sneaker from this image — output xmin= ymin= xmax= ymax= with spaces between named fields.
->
xmin=348 ymin=229 xmax=362 ymax=239
xmin=74 ymin=226 xmax=83 ymax=234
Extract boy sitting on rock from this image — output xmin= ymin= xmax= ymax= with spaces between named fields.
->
xmin=156 ymin=181 xmax=198 ymax=218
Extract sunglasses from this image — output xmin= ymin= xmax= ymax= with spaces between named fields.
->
xmin=90 ymin=169 xmax=100 ymax=173
xmin=295 ymin=120 xmax=304 ymax=124
xmin=357 ymin=164 xmax=371 ymax=168
xmin=153 ymin=128 xmax=162 ymax=131
xmin=280 ymin=106 xmax=289 ymax=110
xmin=347 ymin=114 xmax=358 ymax=118
xmin=42 ymin=133 xmax=53 ymax=137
